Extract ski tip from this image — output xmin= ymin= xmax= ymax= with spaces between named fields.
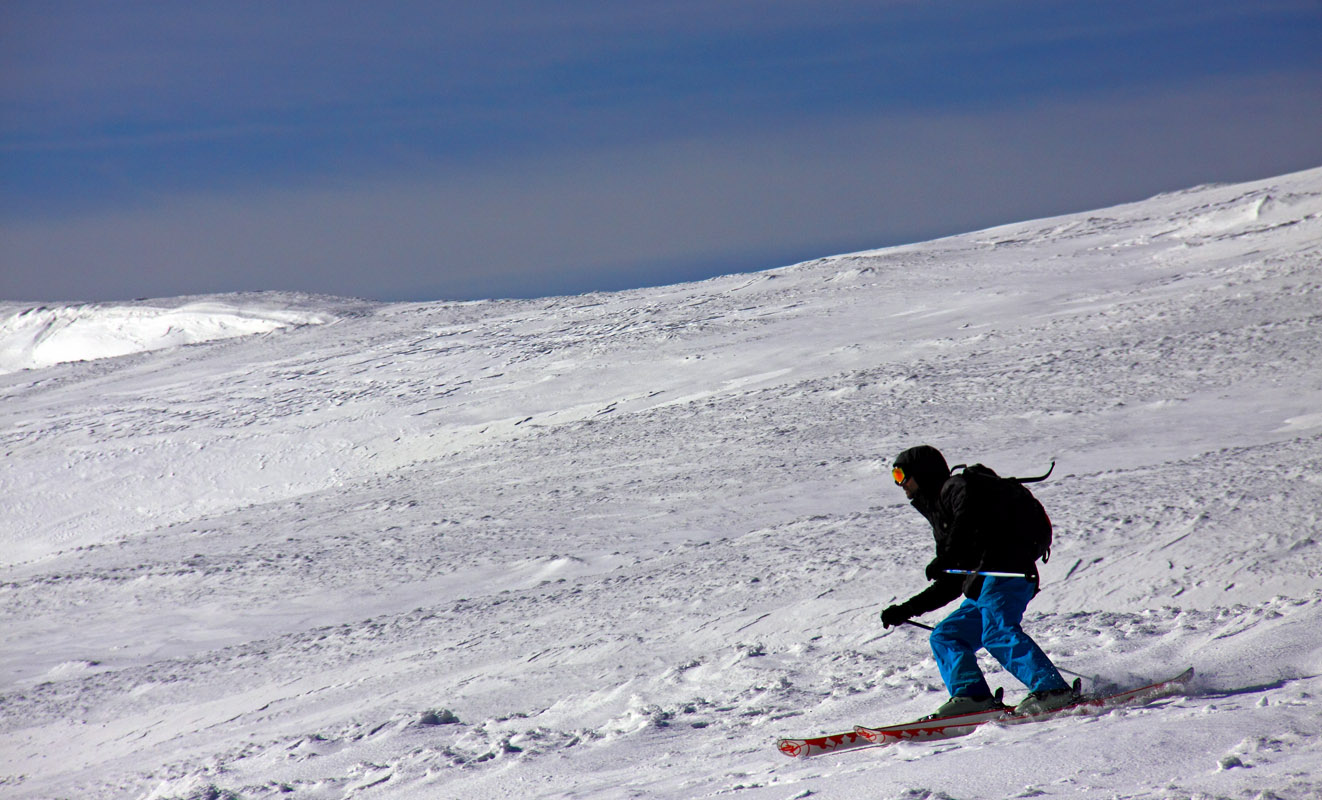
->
xmin=777 ymin=739 xmax=806 ymax=758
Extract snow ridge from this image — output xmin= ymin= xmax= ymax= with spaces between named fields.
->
xmin=0 ymin=299 xmax=336 ymax=374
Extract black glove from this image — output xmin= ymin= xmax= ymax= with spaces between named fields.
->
xmin=925 ymin=557 xmax=947 ymax=582
xmin=880 ymin=604 xmax=911 ymax=629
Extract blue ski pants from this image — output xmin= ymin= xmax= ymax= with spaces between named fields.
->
xmin=930 ymin=576 xmax=1069 ymax=698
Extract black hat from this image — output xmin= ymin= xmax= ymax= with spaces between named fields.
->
xmin=893 ymin=445 xmax=950 ymax=495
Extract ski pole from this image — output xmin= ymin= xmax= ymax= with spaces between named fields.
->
xmin=944 ymin=569 xmax=1035 ymax=579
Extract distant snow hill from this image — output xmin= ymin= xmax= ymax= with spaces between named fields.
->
xmin=0 ymin=297 xmax=339 ymax=374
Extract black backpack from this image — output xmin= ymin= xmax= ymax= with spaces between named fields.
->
xmin=952 ymin=462 xmax=1054 ymax=563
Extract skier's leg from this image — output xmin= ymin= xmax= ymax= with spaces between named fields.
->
xmin=976 ymin=577 xmax=1069 ymax=693
xmin=930 ymin=599 xmax=993 ymax=698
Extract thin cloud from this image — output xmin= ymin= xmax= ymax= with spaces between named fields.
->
xmin=4 ymin=74 xmax=1318 ymax=303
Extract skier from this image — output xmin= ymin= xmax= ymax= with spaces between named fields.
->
xmin=880 ymin=444 xmax=1077 ymax=717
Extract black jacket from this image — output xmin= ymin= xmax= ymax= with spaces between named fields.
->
xmin=893 ymin=446 xmax=1040 ymax=617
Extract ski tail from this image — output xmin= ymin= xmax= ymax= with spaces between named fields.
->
xmin=1005 ymin=667 xmax=1194 ymax=722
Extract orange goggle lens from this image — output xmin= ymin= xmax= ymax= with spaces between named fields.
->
xmin=892 ymin=466 xmax=907 ymax=485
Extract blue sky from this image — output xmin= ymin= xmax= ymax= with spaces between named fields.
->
xmin=3 ymin=1 xmax=1321 ymax=302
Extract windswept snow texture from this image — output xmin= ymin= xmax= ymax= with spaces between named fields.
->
xmin=0 ymin=298 xmax=338 ymax=375
xmin=2 ymin=168 xmax=1321 ymax=799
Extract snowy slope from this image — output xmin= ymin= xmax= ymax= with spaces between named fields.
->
xmin=1 ymin=167 xmax=1320 ymax=800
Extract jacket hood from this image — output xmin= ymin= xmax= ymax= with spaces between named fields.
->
xmin=894 ymin=445 xmax=951 ymax=498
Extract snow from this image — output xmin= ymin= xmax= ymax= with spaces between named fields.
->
xmin=2 ymin=167 xmax=1321 ymax=799
xmin=0 ymin=296 xmax=341 ymax=375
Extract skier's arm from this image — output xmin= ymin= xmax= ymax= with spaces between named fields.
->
xmin=881 ymin=575 xmax=963 ymax=626
xmin=902 ymin=575 xmax=964 ymax=615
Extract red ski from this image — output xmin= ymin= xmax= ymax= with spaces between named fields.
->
xmin=777 ymin=668 xmax=1193 ymax=758
xmin=777 ymin=704 xmax=1008 ymax=758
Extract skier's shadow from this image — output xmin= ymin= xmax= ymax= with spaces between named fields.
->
xmin=1194 ymin=673 xmax=1319 ymax=700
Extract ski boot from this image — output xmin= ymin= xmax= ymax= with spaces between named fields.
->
xmin=923 ymin=687 xmax=1006 ymax=720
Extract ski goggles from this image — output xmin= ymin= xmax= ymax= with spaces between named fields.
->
xmin=892 ymin=466 xmax=908 ymax=485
